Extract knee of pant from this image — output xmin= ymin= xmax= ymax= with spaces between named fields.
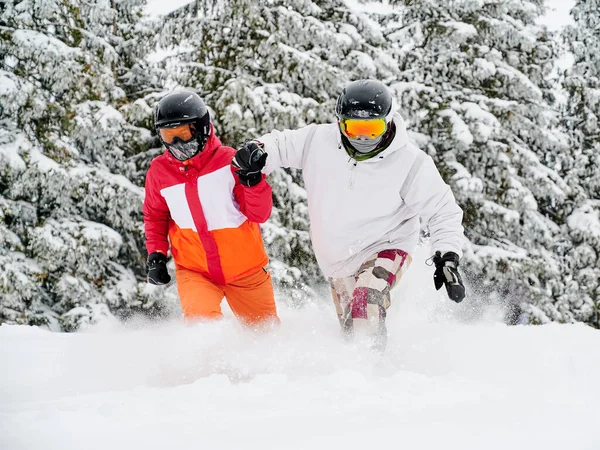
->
xmin=370 ymin=290 xmax=390 ymax=309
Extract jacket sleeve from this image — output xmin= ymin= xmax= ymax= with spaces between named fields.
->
xmin=259 ymin=124 xmax=318 ymax=174
xmin=232 ymin=169 xmax=273 ymax=223
xmin=403 ymin=153 xmax=465 ymax=257
xmin=142 ymin=164 xmax=170 ymax=254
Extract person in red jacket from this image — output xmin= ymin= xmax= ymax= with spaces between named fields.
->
xmin=143 ymin=90 xmax=278 ymax=326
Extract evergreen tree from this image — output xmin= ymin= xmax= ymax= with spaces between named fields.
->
xmin=561 ymin=0 xmax=600 ymax=325
xmin=0 ymin=0 xmax=167 ymax=330
xmin=2 ymin=0 xmax=598 ymax=330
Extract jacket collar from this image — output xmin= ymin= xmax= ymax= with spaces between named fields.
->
xmin=164 ymin=124 xmax=223 ymax=170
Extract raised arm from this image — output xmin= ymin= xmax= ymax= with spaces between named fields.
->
xmin=232 ymin=173 xmax=272 ymax=223
xmin=231 ymin=144 xmax=273 ymax=223
xmin=258 ymin=124 xmax=318 ymax=174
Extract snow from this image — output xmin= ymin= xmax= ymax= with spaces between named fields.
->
xmin=278 ymin=43 xmax=312 ymax=62
xmin=146 ymin=44 xmax=196 ymax=64
xmin=568 ymin=201 xmax=600 ymax=240
xmin=0 ymin=129 xmax=27 ymax=171
xmin=439 ymin=109 xmax=474 ymax=147
xmin=69 ymin=165 xmax=144 ymax=197
xmin=556 ymin=52 xmax=576 ymax=74
xmin=461 ymin=102 xmax=500 ymax=126
xmin=12 ymin=29 xmax=77 ymax=56
xmin=441 ymin=21 xmax=478 ymax=40
xmin=29 ymin=147 xmax=63 ymax=172
xmin=538 ymin=0 xmax=578 ymax=78
xmin=473 ymin=57 xmax=497 ymax=80
xmin=342 ymin=0 xmax=397 ymax=15
xmin=339 ymin=0 xmax=389 ymax=42
xmin=537 ymin=0 xmax=576 ymax=31
xmin=349 ymin=50 xmax=378 ymax=76
xmin=144 ymin=0 xmax=195 ymax=18
xmin=82 ymin=102 xmax=124 ymax=129
xmin=496 ymin=64 xmax=543 ymax=101
xmin=0 ymin=71 xmax=18 ymax=95
xmin=470 ymin=242 xmax=529 ymax=261
xmin=339 ymin=22 xmax=362 ymax=44
xmin=2 ymin=248 xmax=599 ymax=450
xmin=80 ymin=220 xmax=124 ymax=245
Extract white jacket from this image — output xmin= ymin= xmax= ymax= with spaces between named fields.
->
xmin=260 ymin=114 xmax=464 ymax=278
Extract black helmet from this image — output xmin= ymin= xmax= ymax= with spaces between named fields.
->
xmin=336 ymin=80 xmax=396 ymax=161
xmin=154 ymin=90 xmax=211 ymax=161
xmin=335 ymin=79 xmax=393 ymax=120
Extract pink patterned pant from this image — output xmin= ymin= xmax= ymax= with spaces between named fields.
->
xmin=330 ymin=249 xmax=412 ymax=346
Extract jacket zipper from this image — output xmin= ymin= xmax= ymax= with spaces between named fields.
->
xmin=349 ymin=160 xmax=358 ymax=189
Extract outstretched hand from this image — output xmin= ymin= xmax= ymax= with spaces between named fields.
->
xmin=433 ymin=251 xmax=466 ymax=302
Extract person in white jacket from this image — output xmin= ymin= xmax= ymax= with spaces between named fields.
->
xmin=233 ymin=79 xmax=466 ymax=349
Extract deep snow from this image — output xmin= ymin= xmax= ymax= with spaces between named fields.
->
xmin=2 ymin=249 xmax=599 ymax=450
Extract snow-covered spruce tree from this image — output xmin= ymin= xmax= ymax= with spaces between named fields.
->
xmin=150 ymin=0 xmax=399 ymax=303
xmin=0 ymin=0 xmax=167 ymax=330
xmin=560 ymin=0 xmax=600 ymax=326
xmin=365 ymin=0 xmax=587 ymax=323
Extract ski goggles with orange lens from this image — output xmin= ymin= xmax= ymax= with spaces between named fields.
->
xmin=339 ymin=118 xmax=387 ymax=140
xmin=159 ymin=123 xmax=196 ymax=144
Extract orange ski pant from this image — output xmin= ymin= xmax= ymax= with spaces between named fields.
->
xmin=175 ymin=266 xmax=279 ymax=326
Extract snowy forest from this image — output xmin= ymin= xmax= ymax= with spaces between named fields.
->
xmin=0 ymin=0 xmax=599 ymax=331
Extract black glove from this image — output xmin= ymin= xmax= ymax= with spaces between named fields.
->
xmin=433 ymin=251 xmax=466 ymax=303
xmin=232 ymin=141 xmax=268 ymax=187
xmin=147 ymin=252 xmax=171 ymax=285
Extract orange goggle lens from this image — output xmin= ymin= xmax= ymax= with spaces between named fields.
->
xmin=159 ymin=124 xmax=195 ymax=144
xmin=340 ymin=118 xmax=387 ymax=139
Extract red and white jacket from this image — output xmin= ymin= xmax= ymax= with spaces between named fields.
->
xmin=143 ymin=129 xmax=272 ymax=285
